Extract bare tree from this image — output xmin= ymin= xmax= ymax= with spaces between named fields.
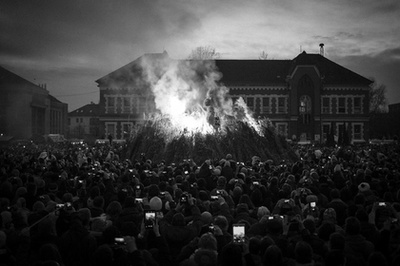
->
xmin=369 ymin=79 xmax=388 ymax=113
xmin=259 ymin=50 xmax=268 ymax=60
xmin=188 ymin=46 xmax=220 ymax=60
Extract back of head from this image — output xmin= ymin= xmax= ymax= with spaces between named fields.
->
xmin=325 ymin=250 xmax=345 ymax=266
xmin=345 ymin=216 xmax=360 ymax=235
xmin=295 ymin=241 xmax=313 ymax=264
xmin=92 ymin=244 xmax=114 ymax=266
xmin=355 ymin=209 xmax=368 ymax=222
xmin=220 ymin=243 xmax=243 ymax=266
xmin=330 ymin=188 xmax=340 ymax=199
xmin=193 ymin=249 xmax=218 ymax=266
xmin=257 ymin=206 xmax=270 ymax=220
xmin=368 ymin=251 xmax=388 ymax=266
xmin=198 ymin=233 xmax=217 ymax=251
xmin=201 ymin=211 xmax=213 ymax=225
xmin=78 ymin=208 xmax=91 ymax=226
xmin=249 ymin=237 xmax=261 ymax=255
xmin=262 ymin=244 xmax=283 ymax=266
xmin=102 ymin=225 xmax=120 ymax=244
xmin=172 ymin=213 xmax=185 ymax=226
xmin=106 ymin=201 xmax=122 ymax=218
xmin=217 ymin=176 xmax=227 ymax=188
xmin=318 ymin=222 xmax=336 ymax=242
xmin=303 ymin=218 xmax=316 ymax=234
xmin=329 ymin=232 xmax=345 ymax=251
xmin=214 ymin=215 xmax=228 ymax=232
xmin=39 ymin=243 xmax=62 ymax=264
xmin=266 ymin=219 xmax=283 ymax=235
xmin=260 ymin=236 xmax=275 ymax=255
xmin=93 ymin=196 xmax=105 ymax=208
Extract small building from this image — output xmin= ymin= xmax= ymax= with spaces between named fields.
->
xmin=0 ymin=66 xmax=68 ymax=139
xmin=68 ymin=102 xmax=100 ymax=139
xmin=95 ymin=47 xmax=372 ymax=143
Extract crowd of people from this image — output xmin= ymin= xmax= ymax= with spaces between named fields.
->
xmin=0 ymin=139 xmax=400 ymax=266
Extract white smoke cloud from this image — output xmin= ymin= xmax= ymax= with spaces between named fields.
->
xmin=139 ymin=53 xmax=262 ymax=135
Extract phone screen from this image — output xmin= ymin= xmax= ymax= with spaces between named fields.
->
xmin=233 ymin=224 xmax=245 ymax=243
xmin=180 ymin=195 xmax=188 ymax=203
xmin=310 ymin=202 xmax=316 ymax=208
xmin=114 ymin=237 xmax=125 ymax=245
xmin=135 ymin=198 xmax=143 ymax=203
xmin=211 ymin=195 xmax=218 ymax=201
xmin=144 ymin=211 xmax=156 ymax=229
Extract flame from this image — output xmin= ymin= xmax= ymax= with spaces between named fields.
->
xmin=140 ymin=57 xmax=267 ymax=138
xmin=168 ymin=106 xmax=214 ymax=135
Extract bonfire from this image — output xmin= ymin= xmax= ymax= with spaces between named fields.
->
xmin=127 ymin=57 xmax=297 ymax=164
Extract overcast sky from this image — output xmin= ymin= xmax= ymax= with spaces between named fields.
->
xmin=1 ymin=0 xmax=399 ymax=111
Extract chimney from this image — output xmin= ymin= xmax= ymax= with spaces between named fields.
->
xmin=319 ymin=43 xmax=324 ymax=57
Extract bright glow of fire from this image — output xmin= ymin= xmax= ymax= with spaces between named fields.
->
xmin=167 ymin=106 xmax=214 ymax=135
xmin=141 ymin=57 xmax=266 ymax=137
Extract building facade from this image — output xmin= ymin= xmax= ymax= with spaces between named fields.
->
xmin=96 ymin=50 xmax=372 ymax=143
xmin=0 ymin=66 xmax=68 ymax=139
xmin=68 ymin=102 xmax=100 ymax=139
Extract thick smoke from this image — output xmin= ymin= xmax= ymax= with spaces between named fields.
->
xmin=139 ymin=54 xmax=262 ymax=135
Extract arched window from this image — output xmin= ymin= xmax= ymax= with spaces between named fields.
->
xmin=299 ymin=95 xmax=312 ymax=124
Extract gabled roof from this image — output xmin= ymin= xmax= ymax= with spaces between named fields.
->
xmin=95 ymin=51 xmax=373 ymax=88
xmin=290 ymin=52 xmax=373 ymax=86
xmin=69 ymin=103 xmax=100 ymax=116
xmin=95 ymin=51 xmax=170 ymax=87
xmin=215 ymin=60 xmax=291 ymax=86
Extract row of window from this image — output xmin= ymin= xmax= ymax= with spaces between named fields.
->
xmin=236 ymin=95 xmax=364 ymax=115
xmin=235 ymin=96 xmax=289 ymax=114
xmin=103 ymin=94 xmax=364 ymax=116
xmin=322 ymin=96 xmax=363 ymax=115
xmin=104 ymin=95 xmax=150 ymax=114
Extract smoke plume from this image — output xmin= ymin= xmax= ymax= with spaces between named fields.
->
xmin=139 ymin=53 xmax=262 ymax=136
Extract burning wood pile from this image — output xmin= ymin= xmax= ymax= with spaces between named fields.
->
xmin=126 ymin=56 xmax=297 ymax=164
xmin=127 ymin=115 xmax=297 ymax=164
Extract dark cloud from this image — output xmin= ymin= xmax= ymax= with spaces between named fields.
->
xmin=1 ymin=0 xmax=399 ymax=110
xmin=368 ymin=1 xmax=400 ymax=14
xmin=0 ymin=0 xmax=201 ymax=62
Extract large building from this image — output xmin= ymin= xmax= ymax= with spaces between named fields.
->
xmin=95 ymin=48 xmax=372 ymax=143
xmin=0 ymin=66 xmax=68 ymax=139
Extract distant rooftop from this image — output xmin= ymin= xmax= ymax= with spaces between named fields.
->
xmin=69 ymin=102 xmax=100 ymax=116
